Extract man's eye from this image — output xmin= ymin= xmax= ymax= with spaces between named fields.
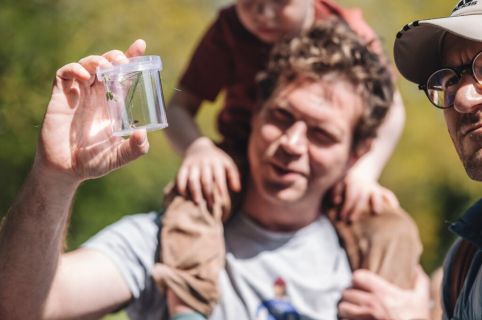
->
xmin=308 ymin=128 xmax=337 ymax=145
xmin=444 ymin=75 xmax=460 ymax=87
xmin=269 ymin=108 xmax=294 ymax=125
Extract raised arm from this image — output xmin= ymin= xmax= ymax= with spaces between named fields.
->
xmin=335 ymin=90 xmax=405 ymax=221
xmin=0 ymin=40 xmax=149 ymax=319
xmin=164 ymin=88 xmax=203 ymax=155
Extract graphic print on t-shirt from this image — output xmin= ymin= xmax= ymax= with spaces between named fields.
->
xmin=255 ymin=277 xmax=301 ymax=320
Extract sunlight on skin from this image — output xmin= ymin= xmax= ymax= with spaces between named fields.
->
xmin=89 ymin=118 xmax=112 ymax=138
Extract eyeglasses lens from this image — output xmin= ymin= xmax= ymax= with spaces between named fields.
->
xmin=427 ymin=69 xmax=459 ymax=108
xmin=474 ymin=52 xmax=482 ymax=83
xmin=426 ymin=52 xmax=482 ymax=109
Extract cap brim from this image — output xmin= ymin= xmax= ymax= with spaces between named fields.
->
xmin=394 ymin=15 xmax=482 ymax=85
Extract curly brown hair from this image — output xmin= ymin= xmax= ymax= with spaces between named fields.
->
xmin=257 ymin=18 xmax=394 ymax=149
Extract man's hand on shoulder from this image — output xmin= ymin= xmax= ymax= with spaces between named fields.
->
xmin=338 ymin=266 xmax=431 ymax=320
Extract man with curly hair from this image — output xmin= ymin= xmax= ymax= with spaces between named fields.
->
xmin=0 ymin=19 xmax=428 ymax=320
xmin=157 ymin=18 xmax=429 ymax=320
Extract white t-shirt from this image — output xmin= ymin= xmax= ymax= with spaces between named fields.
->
xmin=83 ymin=211 xmax=352 ymax=320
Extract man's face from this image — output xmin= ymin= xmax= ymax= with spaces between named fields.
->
xmin=236 ymin=0 xmax=313 ymax=43
xmin=442 ymin=35 xmax=482 ymax=180
xmin=248 ymin=76 xmax=365 ymax=205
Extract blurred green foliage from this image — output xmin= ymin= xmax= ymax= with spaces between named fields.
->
xmin=0 ymin=1 xmax=480 ymax=318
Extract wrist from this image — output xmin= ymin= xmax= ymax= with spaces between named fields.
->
xmin=348 ymin=164 xmax=380 ymax=182
xmin=7 ymin=163 xmax=80 ymax=226
xmin=186 ymin=137 xmax=215 ymax=154
xmin=29 ymin=161 xmax=82 ymax=194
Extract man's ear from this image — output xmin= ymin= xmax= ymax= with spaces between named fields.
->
xmin=348 ymin=138 xmax=373 ymax=169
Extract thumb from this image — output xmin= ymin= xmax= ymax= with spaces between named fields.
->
xmin=116 ymin=130 xmax=150 ymax=166
xmin=126 ymin=39 xmax=146 ymax=58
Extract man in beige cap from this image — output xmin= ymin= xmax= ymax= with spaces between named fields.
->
xmin=394 ymin=1 xmax=482 ymax=319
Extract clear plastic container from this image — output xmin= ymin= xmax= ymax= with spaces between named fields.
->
xmin=96 ymin=55 xmax=168 ymax=136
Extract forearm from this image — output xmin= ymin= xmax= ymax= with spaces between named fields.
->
xmin=164 ymin=89 xmax=204 ymax=156
xmin=165 ymin=106 xmax=203 ymax=155
xmin=0 ymin=166 xmax=79 ymax=319
xmin=352 ymin=90 xmax=405 ymax=180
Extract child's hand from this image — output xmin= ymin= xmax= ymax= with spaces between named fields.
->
xmin=176 ymin=137 xmax=241 ymax=204
xmin=332 ymin=171 xmax=399 ymax=222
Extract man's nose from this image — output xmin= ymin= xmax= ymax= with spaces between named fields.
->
xmin=453 ymin=75 xmax=482 ymax=114
xmin=279 ymin=121 xmax=308 ymax=155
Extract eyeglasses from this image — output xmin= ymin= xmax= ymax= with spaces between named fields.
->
xmin=419 ymin=51 xmax=482 ymax=109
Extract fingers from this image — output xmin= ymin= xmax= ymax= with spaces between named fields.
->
xmin=176 ymin=160 xmax=237 ymax=206
xmin=213 ymin=162 xmax=229 ymax=201
xmin=346 ymin=190 xmax=369 ymax=222
xmin=176 ymin=141 xmax=240 ymax=206
xmin=381 ymin=188 xmax=399 ymax=210
xmin=78 ymin=55 xmax=110 ymax=75
xmin=341 ymin=288 xmax=375 ymax=307
xmin=176 ymin=165 xmax=189 ymax=196
xmin=352 ymin=269 xmax=395 ymax=295
xmin=102 ymin=39 xmax=146 ymax=63
xmin=57 ymin=39 xmax=145 ymax=85
xmin=346 ymin=269 xmax=431 ymax=320
xmin=369 ymin=191 xmax=383 ymax=216
xmin=338 ymin=300 xmax=386 ymax=320
xmin=339 ymin=181 xmax=367 ymax=222
xmin=338 ymin=301 xmax=366 ymax=320
xmin=370 ymin=185 xmax=400 ymax=214
xmin=339 ymin=274 xmax=393 ymax=319
xmin=56 ymin=62 xmax=91 ymax=82
xmin=176 ymin=161 xmax=227 ymax=205
xmin=102 ymin=49 xmax=129 ymax=64
xmin=201 ymin=163 xmax=214 ymax=205
xmin=56 ymin=56 xmax=109 ymax=92
xmin=187 ymin=166 xmax=203 ymax=203
xmin=77 ymin=55 xmax=111 ymax=87
xmin=226 ymin=160 xmax=241 ymax=192
xmin=339 ymin=288 xmax=389 ymax=319
xmin=125 ymin=39 xmax=146 ymax=58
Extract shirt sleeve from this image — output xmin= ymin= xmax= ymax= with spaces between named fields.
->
xmin=179 ymin=10 xmax=233 ymax=102
xmin=82 ymin=212 xmax=167 ymax=319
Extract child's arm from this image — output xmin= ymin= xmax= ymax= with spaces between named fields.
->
xmin=164 ymin=89 xmax=203 ymax=155
xmin=164 ymin=89 xmax=241 ymax=204
xmin=336 ymin=90 xmax=405 ymax=221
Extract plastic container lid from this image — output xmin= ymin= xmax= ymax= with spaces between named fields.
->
xmin=96 ymin=55 xmax=162 ymax=79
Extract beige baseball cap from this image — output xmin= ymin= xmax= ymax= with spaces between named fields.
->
xmin=394 ymin=0 xmax=482 ymax=85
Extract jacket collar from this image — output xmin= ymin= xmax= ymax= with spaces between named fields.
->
xmin=449 ymin=199 xmax=482 ymax=248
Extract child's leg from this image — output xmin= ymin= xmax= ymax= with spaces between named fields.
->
xmin=152 ymin=183 xmax=229 ymax=316
xmin=153 ymin=142 xmax=248 ymax=316
xmin=333 ymin=201 xmax=422 ymax=289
